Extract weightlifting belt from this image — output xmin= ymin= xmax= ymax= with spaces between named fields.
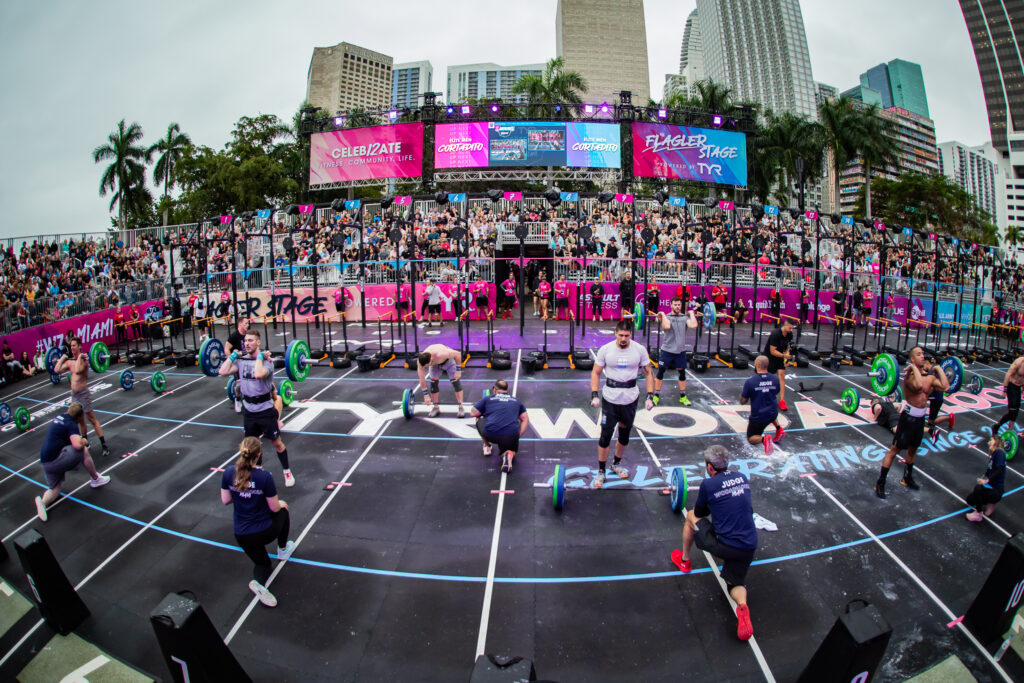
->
xmin=605 ymin=378 xmax=637 ymax=389
xmin=902 ymin=405 xmax=928 ymax=419
xmin=243 ymin=392 xmax=272 ymax=404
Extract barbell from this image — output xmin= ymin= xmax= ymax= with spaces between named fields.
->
xmin=546 ymin=464 xmax=689 ymax=511
xmin=0 ymin=403 xmax=31 ymax=431
xmin=226 ymin=376 xmax=298 ymax=407
xmin=118 ymin=369 xmax=167 ymax=394
xmin=45 ymin=341 xmax=118 ymax=384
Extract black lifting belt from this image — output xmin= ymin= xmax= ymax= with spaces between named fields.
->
xmin=243 ymin=391 xmax=272 ymax=404
xmin=605 ymin=378 xmax=637 ymax=389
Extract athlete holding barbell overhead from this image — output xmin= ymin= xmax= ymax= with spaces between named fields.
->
xmin=652 ymin=296 xmax=697 ymax=406
xmin=874 ymin=346 xmax=947 ymax=499
xmin=923 ymin=358 xmax=956 ymax=444
xmin=416 ymin=343 xmax=466 ymax=418
xmin=54 ymin=336 xmax=110 ymax=457
xmin=590 ymin=319 xmax=655 ymax=489
xmin=219 ymin=330 xmax=295 ymax=488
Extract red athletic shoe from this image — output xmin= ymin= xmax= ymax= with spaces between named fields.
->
xmin=773 ymin=426 xmax=786 ymax=443
xmin=736 ymin=604 xmax=753 ymax=641
xmin=763 ymin=434 xmax=774 ymax=455
xmin=671 ymin=549 xmax=691 ymax=573
xmin=778 ymin=399 xmax=789 ymax=411
xmin=948 ymin=413 xmax=955 ymax=430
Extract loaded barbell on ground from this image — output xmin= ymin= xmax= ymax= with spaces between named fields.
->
xmin=117 ymin=368 xmax=168 ymax=394
xmin=0 ymin=403 xmax=32 ymax=431
xmin=544 ymin=464 xmax=689 ymax=511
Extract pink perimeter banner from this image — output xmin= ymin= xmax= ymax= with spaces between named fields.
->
xmin=309 ymin=123 xmax=423 ymax=186
xmin=4 ymin=300 xmax=165 ymax=364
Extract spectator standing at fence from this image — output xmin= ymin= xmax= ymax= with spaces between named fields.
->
xmin=424 ymin=279 xmax=443 ymax=327
xmin=554 ymin=273 xmax=570 ymax=321
xmin=619 ymin=270 xmax=636 ymax=321
xmin=471 ymin=276 xmax=488 ymax=320
xmin=589 ymin=276 xmax=605 ymax=322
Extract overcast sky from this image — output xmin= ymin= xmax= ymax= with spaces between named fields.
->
xmin=0 ymin=0 xmax=990 ymax=242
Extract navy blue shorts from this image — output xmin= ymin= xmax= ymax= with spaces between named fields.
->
xmin=659 ymin=350 xmax=687 ymax=369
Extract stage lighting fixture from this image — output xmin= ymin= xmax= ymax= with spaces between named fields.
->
xmin=600 ymin=103 xmax=609 ymax=114
xmin=330 ymin=199 xmax=346 ymax=212
xmin=486 ymin=189 xmax=503 ymax=202
xmin=446 ymin=106 xmax=454 ymax=115
xmin=830 ymin=213 xmax=841 ymax=225
xmin=653 ymin=190 xmax=668 ymax=205
xmin=597 ymin=191 xmax=615 ymax=204
xmin=434 ymin=191 xmax=449 ymax=206
xmin=460 ymin=105 xmax=471 ymax=115
xmin=380 ymin=196 xmax=395 ymax=210
xmin=712 ymin=114 xmax=723 ymax=127
xmin=657 ymin=108 xmax=667 ymax=119
xmin=788 ymin=207 xmax=801 ymax=219
xmin=555 ymin=105 xmax=561 ymax=113
xmin=584 ymin=104 xmax=594 ymax=114
xmin=334 ymin=116 xmax=344 ymax=126
xmin=544 ymin=189 xmax=561 ymax=207
xmin=284 ymin=204 xmax=300 ymax=216
xmin=750 ymin=201 xmax=764 ymax=220
xmin=490 ymin=103 xmax=499 ymax=113
xmin=388 ymin=110 xmax=398 ymax=121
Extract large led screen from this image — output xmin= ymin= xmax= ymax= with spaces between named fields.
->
xmin=631 ymin=122 xmax=747 ymax=186
xmin=309 ymin=123 xmax=424 ymax=186
xmin=434 ymin=121 xmax=620 ymax=169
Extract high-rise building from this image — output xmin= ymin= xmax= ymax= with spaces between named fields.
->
xmin=959 ymin=0 xmax=1024 ymax=174
xmin=446 ymin=63 xmax=545 ymax=104
xmin=838 ymin=106 xmax=939 ymax=213
xmin=938 ymin=140 xmax=1001 ymax=220
xmin=556 ymin=0 xmax=650 ymax=105
xmin=696 ymin=0 xmax=817 ymax=119
xmin=840 ymin=85 xmax=883 ymax=107
xmin=306 ymin=42 xmax=393 ymax=114
xmin=391 ymin=61 xmax=433 ymax=109
xmin=858 ymin=59 xmax=929 ymax=118
xmin=816 ymin=82 xmax=838 ymax=107
xmin=680 ymin=8 xmax=705 ymax=87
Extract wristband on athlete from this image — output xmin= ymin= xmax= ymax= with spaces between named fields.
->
xmin=229 ymin=351 xmax=239 ymax=362
xmin=591 ymin=391 xmax=599 ymax=399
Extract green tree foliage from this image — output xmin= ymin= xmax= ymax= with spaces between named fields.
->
xmin=93 ymin=119 xmax=150 ymax=230
xmin=512 ymin=57 xmax=588 ymax=118
xmin=857 ymin=172 xmax=1000 ymax=245
xmin=147 ymin=122 xmax=192 ymax=225
xmin=818 ymin=97 xmax=861 ymax=213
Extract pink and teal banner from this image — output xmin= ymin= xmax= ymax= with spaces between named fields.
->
xmin=309 ymin=123 xmax=423 ymax=187
xmin=4 ymin=300 xmax=165 ymax=364
xmin=631 ymin=122 xmax=747 ymax=186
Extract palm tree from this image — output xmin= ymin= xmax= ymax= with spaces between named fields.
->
xmin=693 ymin=79 xmax=736 ymax=117
xmin=93 ymin=119 xmax=148 ymax=231
xmin=147 ymin=123 xmax=192 ymax=225
xmin=761 ymin=110 xmax=822 ymax=208
xmin=511 ymin=57 xmax=588 ymax=118
xmin=1006 ymin=225 xmax=1021 ymax=250
xmin=851 ymin=105 xmax=898 ymax=218
xmin=818 ymin=97 xmax=860 ymax=214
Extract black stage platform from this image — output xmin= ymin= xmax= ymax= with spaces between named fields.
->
xmin=0 ymin=319 xmax=1022 ymax=682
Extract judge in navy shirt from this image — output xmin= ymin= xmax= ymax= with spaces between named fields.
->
xmin=34 ymin=402 xmax=110 ymax=522
xmin=221 ymin=437 xmax=295 ymax=607
xmin=671 ymin=445 xmax=758 ymax=642
xmin=740 ymin=355 xmax=784 ymax=454
xmin=471 ymin=380 xmax=529 ymax=474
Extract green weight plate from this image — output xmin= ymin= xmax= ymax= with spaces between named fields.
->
xmin=483 ymin=388 xmax=491 ymax=398
xmin=150 ymin=370 xmax=166 ymax=393
xmin=279 ymin=379 xmax=296 ymax=406
xmin=286 ymin=339 xmax=311 ymax=383
xmin=119 ymin=369 xmax=135 ymax=391
xmin=633 ymin=302 xmax=644 ymax=331
xmin=940 ymin=355 xmax=964 ymax=395
xmin=401 ymin=388 xmax=413 ymax=420
xmin=702 ymin=301 xmax=717 ymax=330
xmin=869 ymin=353 xmax=898 ymax=396
xmin=0 ymin=402 xmax=10 ymax=425
xmin=1002 ymin=430 xmax=1019 ymax=460
xmin=13 ymin=406 xmax=30 ymax=431
xmin=840 ymin=387 xmax=860 ymax=414
xmin=89 ymin=341 xmax=110 ymax=373
xmin=553 ymin=464 xmax=566 ymax=510
xmin=669 ymin=466 xmax=687 ymax=512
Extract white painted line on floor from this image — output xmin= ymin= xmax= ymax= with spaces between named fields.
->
xmin=805 ymin=474 xmax=1014 ymax=683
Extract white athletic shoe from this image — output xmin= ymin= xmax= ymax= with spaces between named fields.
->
xmin=277 ymin=540 xmax=296 ymax=561
xmin=283 ymin=470 xmax=295 ymax=488
xmin=90 ymin=475 xmax=111 ymax=488
xmin=249 ymin=580 xmax=277 ymax=607
xmin=34 ymin=496 xmax=47 ymax=522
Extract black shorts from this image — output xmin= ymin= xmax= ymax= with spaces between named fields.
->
xmin=399 ymin=300 xmax=410 ymax=310
xmin=476 ymin=296 xmax=488 ymax=306
xmin=243 ymin=407 xmax=280 ymax=441
xmin=428 ymin=303 xmax=441 ymax=314
xmin=928 ymin=395 xmax=943 ymax=423
xmin=556 ymin=297 xmax=568 ymax=309
xmin=966 ymin=483 xmax=1003 ymax=509
xmin=476 ymin=419 xmax=520 ymax=454
xmin=893 ymin=411 xmax=925 ymax=451
xmin=746 ymin=420 xmax=771 ymax=438
xmin=767 ymin=356 xmax=785 ymax=374
xmin=694 ymin=518 xmax=755 ymax=587
xmin=601 ymin=397 xmax=638 ymax=430
xmin=876 ymin=403 xmax=897 ymax=430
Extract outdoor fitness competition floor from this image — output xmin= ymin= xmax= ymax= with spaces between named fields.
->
xmin=0 ymin=317 xmax=1023 ymax=682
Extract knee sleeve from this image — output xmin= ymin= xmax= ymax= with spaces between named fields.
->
xmin=656 ymin=364 xmax=666 ymax=380
xmin=599 ymin=418 xmax=616 ymax=449
xmin=451 ymin=378 xmax=463 ymax=392
xmin=617 ymin=424 xmax=631 ymax=446
xmin=429 ymin=379 xmax=440 ymax=394
xmin=678 ymin=367 xmax=686 ymax=382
